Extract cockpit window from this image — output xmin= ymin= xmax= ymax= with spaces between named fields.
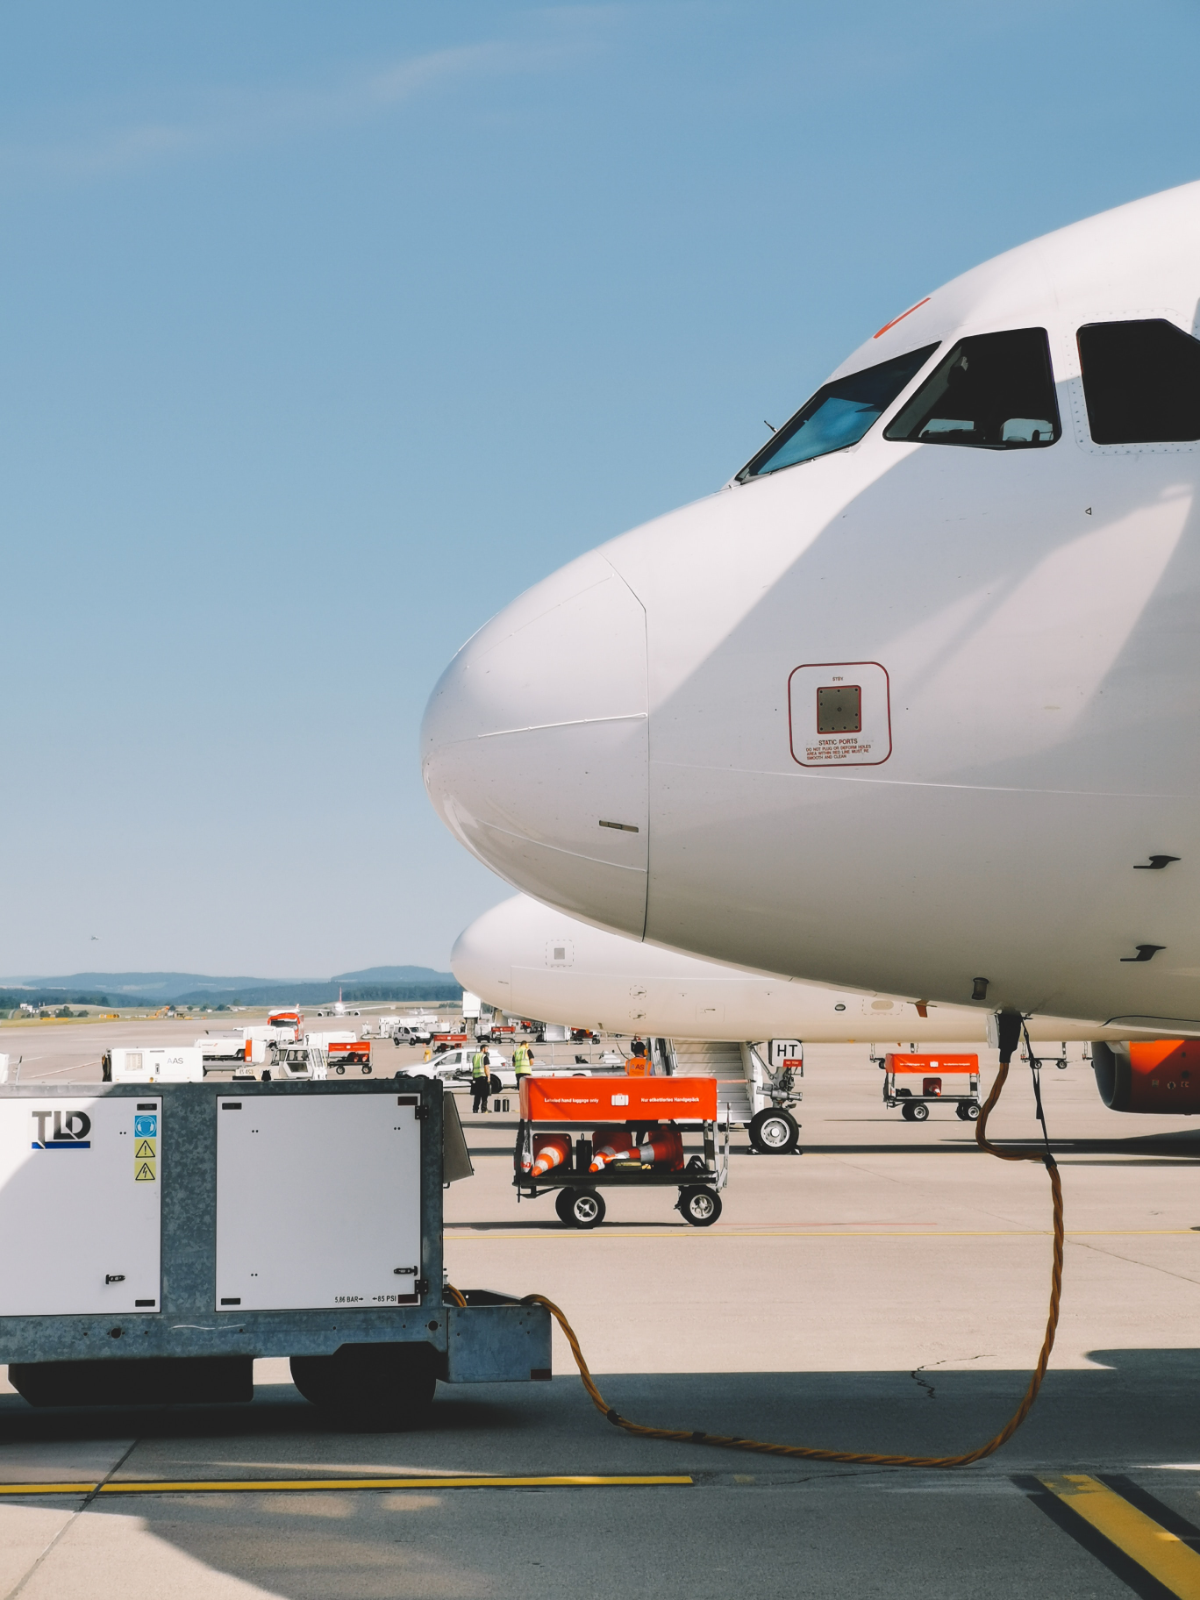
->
xmin=883 ymin=328 xmax=1060 ymax=449
xmin=736 ymin=344 xmax=938 ymax=481
xmin=1077 ymin=319 xmax=1200 ymax=444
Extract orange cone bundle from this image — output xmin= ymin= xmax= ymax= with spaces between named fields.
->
xmin=588 ymin=1125 xmax=684 ymax=1172
xmin=589 ymin=1124 xmax=637 ymax=1171
xmin=528 ymin=1134 xmax=572 ymax=1177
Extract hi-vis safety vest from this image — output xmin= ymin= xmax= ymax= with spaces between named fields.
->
xmin=514 ymin=1045 xmax=531 ymax=1076
xmin=472 ymin=1052 xmax=486 ymax=1077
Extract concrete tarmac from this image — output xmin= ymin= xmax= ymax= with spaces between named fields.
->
xmin=0 ymin=1028 xmax=1198 ymax=1595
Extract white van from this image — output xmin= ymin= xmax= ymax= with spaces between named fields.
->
xmin=103 ymin=1047 xmax=205 ymax=1083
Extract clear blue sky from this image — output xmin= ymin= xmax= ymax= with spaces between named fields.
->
xmin=4 ymin=1 xmax=1198 ymax=978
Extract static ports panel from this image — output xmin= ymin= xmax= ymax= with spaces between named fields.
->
xmin=0 ymin=1096 xmax=161 ymax=1316
xmin=788 ymin=662 xmax=891 ymax=767
xmin=215 ymin=1094 xmax=422 ymax=1312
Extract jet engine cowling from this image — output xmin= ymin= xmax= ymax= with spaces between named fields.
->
xmin=1092 ymin=1040 xmax=1200 ymax=1113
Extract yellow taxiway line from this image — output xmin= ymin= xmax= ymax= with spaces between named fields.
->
xmin=445 ymin=1228 xmax=1199 ymax=1239
xmin=1039 ymin=1474 xmax=1200 ymax=1598
xmin=0 ymin=1475 xmax=693 ymax=1496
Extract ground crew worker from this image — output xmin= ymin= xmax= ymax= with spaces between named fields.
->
xmin=471 ymin=1047 xmax=490 ymax=1113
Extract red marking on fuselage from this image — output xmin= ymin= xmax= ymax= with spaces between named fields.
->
xmin=873 ymin=296 xmax=931 ymax=339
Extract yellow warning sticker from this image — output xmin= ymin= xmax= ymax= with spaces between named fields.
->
xmin=134 ymin=1160 xmax=156 ymax=1182
xmin=135 ymin=1139 xmax=155 ymax=1158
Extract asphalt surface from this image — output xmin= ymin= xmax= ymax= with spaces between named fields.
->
xmin=1 ymin=1018 xmax=1199 ymax=1597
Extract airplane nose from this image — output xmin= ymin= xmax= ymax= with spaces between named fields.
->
xmin=422 ymin=550 xmax=648 ymax=936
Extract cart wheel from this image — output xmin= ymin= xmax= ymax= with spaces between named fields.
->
xmin=748 ymin=1108 xmax=799 ymax=1154
xmin=901 ymin=1102 xmax=915 ymax=1120
xmin=335 ymin=1064 xmax=346 ymax=1076
xmin=911 ymin=1102 xmax=930 ymax=1121
xmin=362 ymin=1064 xmax=373 ymax=1076
xmin=961 ymin=1102 xmax=980 ymax=1121
xmin=554 ymin=1188 xmax=578 ymax=1226
xmin=679 ymin=1187 xmax=722 ymax=1227
xmin=566 ymin=1188 xmax=605 ymax=1228
xmin=290 ymin=1343 xmax=436 ymax=1427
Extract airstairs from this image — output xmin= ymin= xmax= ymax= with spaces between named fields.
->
xmin=663 ymin=1039 xmax=757 ymax=1126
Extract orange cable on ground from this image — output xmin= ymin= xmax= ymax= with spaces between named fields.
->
xmin=524 ymin=1053 xmax=1064 ymax=1468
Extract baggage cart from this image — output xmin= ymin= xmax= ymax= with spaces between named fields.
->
xmin=513 ymin=1076 xmax=729 ymax=1228
xmin=879 ymin=1052 xmax=980 ymax=1122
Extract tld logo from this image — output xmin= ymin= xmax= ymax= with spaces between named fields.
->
xmin=31 ymin=1110 xmax=91 ymax=1150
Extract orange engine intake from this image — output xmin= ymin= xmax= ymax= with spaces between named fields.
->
xmin=1092 ymin=1040 xmax=1200 ymax=1113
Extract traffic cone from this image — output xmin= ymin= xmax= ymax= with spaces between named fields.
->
xmin=589 ymin=1125 xmax=637 ymax=1171
xmin=637 ymin=1128 xmax=684 ymax=1170
xmin=529 ymin=1134 xmax=571 ymax=1177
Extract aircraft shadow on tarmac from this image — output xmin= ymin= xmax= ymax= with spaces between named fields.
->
xmin=0 ymin=1347 xmax=1198 ymax=1456
xmin=3 ymin=1356 xmax=1200 ymax=1598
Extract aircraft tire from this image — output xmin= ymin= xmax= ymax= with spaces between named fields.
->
xmin=748 ymin=1108 xmax=799 ymax=1153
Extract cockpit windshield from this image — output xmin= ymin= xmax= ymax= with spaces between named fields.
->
xmin=883 ymin=328 xmax=1060 ymax=449
xmin=736 ymin=344 xmax=938 ymax=482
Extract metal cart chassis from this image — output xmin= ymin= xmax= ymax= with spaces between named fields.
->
xmin=514 ymin=1120 xmax=729 ymax=1227
xmin=882 ymin=1073 xmax=981 ymax=1122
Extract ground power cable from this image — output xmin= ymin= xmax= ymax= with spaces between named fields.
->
xmin=523 ymin=1010 xmax=1065 ymax=1469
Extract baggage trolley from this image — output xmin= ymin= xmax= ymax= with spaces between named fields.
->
xmin=512 ymin=1076 xmax=729 ymax=1228
xmin=878 ymin=1052 xmax=980 ymax=1122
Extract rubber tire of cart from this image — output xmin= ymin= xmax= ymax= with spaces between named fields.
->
xmin=900 ymin=1101 xmax=915 ymax=1120
xmin=335 ymin=1064 xmax=346 ymax=1075
xmin=565 ymin=1188 xmax=605 ymax=1228
xmin=490 ymin=1074 xmax=503 ymax=1095
xmin=957 ymin=1102 xmax=980 ymax=1121
xmin=748 ymin=1107 xmax=799 ymax=1154
xmin=910 ymin=1102 xmax=930 ymax=1121
xmin=554 ymin=1188 xmax=578 ymax=1225
xmin=290 ymin=1342 xmax=436 ymax=1427
xmin=362 ymin=1063 xmax=372 ymax=1075
xmin=678 ymin=1187 xmax=722 ymax=1227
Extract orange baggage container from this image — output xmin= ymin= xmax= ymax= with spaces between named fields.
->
xmin=885 ymin=1053 xmax=977 ymax=1075
xmin=519 ymin=1076 xmax=718 ymax=1123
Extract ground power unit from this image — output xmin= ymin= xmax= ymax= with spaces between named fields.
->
xmin=0 ymin=1079 xmax=549 ymax=1421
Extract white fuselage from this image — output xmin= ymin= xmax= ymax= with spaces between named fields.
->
xmin=423 ymin=181 xmax=1200 ymax=1034
xmin=453 ymin=894 xmax=1146 ymax=1044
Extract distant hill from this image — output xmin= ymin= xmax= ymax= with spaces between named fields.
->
xmin=332 ymin=966 xmax=454 ymax=984
xmin=1 ymin=968 xmax=461 ymax=1008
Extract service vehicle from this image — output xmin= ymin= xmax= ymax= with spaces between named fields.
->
xmin=0 ymin=1078 xmax=549 ymax=1419
xmin=408 ymin=1048 xmax=512 ymax=1094
xmin=272 ymin=1044 xmax=329 ymax=1081
xmin=265 ymin=1009 xmax=303 ymax=1041
xmin=103 ymin=1047 xmax=205 ymax=1083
